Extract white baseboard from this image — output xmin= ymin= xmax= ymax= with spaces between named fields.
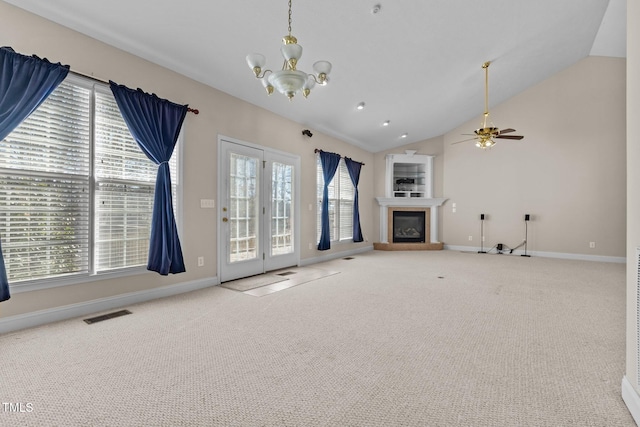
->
xmin=443 ymin=245 xmax=626 ymax=264
xmin=622 ymin=376 xmax=640 ymax=425
xmin=0 ymin=277 xmax=218 ymax=335
xmin=300 ymin=245 xmax=374 ymax=266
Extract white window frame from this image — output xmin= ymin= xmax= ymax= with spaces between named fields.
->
xmin=3 ymin=73 xmax=183 ymax=294
xmin=316 ymin=156 xmax=354 ymax=244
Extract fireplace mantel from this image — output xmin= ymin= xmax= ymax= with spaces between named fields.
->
xmin=375 ymin=197 xmax=447 ymax=245
xmin=376 ymin=197 xmax=447 ymax=208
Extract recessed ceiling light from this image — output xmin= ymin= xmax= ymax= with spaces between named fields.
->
xmin=400 ymin=133 xmax=408 ymax=138
xmin=382 ymin=120 xmax=390 ymax=127
xmin=372 ymin=4 xmax=382 ymax=14
xmin=356 ymin=102 xmax=366 ymax=110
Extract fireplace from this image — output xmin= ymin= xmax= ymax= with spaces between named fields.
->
xmin=374 ymin=199 xmax=445 ymax=251
xmin=393 ymin=211 xmax=425 ymax=243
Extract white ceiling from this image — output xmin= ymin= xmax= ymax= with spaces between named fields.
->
xmin=4 ymin=0 xmax=627 ymax=152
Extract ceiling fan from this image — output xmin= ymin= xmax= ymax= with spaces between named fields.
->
xmin=453 ymin=61 xmax=524 ymax=149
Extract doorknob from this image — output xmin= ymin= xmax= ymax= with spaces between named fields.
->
xmin=222 ymin=217 xmax=228 ymax=222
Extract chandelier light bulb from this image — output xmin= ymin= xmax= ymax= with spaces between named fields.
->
xmin=303 ymin=75 xmax=316 ymax=98
xmin=261 ymin=78 xmax=274 ymax=95
xmin=313 ymin=61 xmax=332 ymax=85
xmin=246 ymin=53 xmax=266 ymax=77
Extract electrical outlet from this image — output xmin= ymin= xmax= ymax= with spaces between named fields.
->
xmin=468 ymin=235 xmax=473 ymax=241
xmin=197 ymin=256 xmax=204 ymax=267
xmin=589 ymin=242 xmax=596 ymax=249
xmin=309 ymin=243 xmax=313 ymax=250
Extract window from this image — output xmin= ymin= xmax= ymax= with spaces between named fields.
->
xmin=0 ymin=74 xmax=179 ymax=285
xmin=316 ymin=156 xmax=354 ymax=243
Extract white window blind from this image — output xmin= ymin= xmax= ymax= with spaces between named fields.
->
xmin=316 ymin=156 xmax=354 ymax=243
xmin=0 ymin=81 xmax=91 ymax=282
xmin=94 ymin=89 xmax=178 ymax=272
xmin=0 ymin=76 xmax=180 ymax=284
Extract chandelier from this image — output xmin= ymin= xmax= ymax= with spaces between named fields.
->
xmin=245 ymin=0 xmax=332 ymax=100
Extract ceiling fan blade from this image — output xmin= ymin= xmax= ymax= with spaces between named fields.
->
xmin=498 ymin=128 xmax=516 ymax=134
xmin=451 ymin=137 xmax=477 ymax=145
xmin=495 ymin=135 xmax=524 ymax=140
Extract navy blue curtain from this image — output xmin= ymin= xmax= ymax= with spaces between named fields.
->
xmin=318 ymin=150 xmax=341 ymax=250
xmin=109 ymin=81 xmax=188 ymax=275
xmin=344 ymin=157 xmax=364 ymax=242
xmin=0 ymin=47 xmax=69 ymax=302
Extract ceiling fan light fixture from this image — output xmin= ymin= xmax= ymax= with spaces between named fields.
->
xmin=453 ymin=61 xmax=524 ymax=148
xmin=476 ymin=138 xmax=495 ymax=149
xmin=246 ymin=0 xmax=332 ymax=100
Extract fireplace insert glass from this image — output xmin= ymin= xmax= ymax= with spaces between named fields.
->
xmin=392 ymin=211 xmax=426 ymax=243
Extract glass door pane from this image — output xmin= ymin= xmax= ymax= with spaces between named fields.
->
xmin=271 ymin=162 xmax=293 ymax=256
xmin=229 ymin=152 xmax=260 ymax=263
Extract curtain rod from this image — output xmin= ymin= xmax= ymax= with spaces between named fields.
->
xmin=314 ymin=149 xmax=365 ymax=166
xmin=70 ymin=70 xmax=199 ymax=115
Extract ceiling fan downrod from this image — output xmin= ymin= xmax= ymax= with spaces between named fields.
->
xmin=482 ymin=61 xmax=491 ymax=129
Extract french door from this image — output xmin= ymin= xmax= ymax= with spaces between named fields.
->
xmin=219 ymin=139 xmax=299 ymax=282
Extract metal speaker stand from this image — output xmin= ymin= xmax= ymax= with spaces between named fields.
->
xmin=478 ymin=214 xmax=486 ymax=253
xmin=521 ymin=214 xmax=531 ymax=257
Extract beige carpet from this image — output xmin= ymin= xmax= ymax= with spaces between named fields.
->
xmin=0 ymin=250 xmax=633 ymax=426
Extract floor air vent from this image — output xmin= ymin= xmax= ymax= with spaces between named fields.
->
xmin=84 ymin=309 xmax=132 ymax=325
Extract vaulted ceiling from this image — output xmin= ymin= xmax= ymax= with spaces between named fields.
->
xmin=4 ymin=0 xmax=626 ymax=152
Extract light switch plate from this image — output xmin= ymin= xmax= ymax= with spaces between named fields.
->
xmin=200 ymin=199 xmax=215 ymax=208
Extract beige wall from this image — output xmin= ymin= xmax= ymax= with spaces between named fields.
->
xmin=626 ymin=0 xmax=640 ymax=395
xmin=441 ymin=56 xmax=626 ymax=257
xmin=375 ymin=57 xmax=626 ymax=259
xmin=0 ymin=1 xmax=373 ymax=319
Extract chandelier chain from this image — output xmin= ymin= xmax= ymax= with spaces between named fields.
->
xmin=288 ymin=0 xmax=292 ymax=35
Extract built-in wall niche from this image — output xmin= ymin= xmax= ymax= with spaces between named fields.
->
xmin=385 ymin=151 xmax=434 ymax=198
